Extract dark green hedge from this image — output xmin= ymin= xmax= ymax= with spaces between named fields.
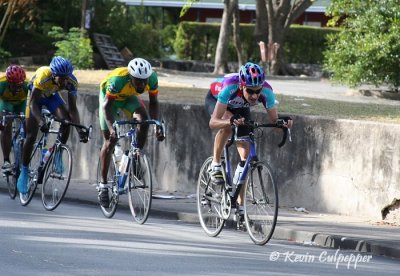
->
xmin=173 ymin=22 xmax=339 ymax=64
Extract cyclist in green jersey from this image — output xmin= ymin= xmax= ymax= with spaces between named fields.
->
xmin=0 ymin=65 xmax=29 ymax=172
xmin=98 ymin=58 xmax=163 ymax=207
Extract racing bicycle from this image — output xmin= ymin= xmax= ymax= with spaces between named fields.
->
xmin=197 ymin=118 xmax=291 ymax=245
xmin=96 ymin=118 xmax=165 ymax=224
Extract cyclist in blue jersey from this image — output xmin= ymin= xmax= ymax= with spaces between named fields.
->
xmin=17 ymin=56 xmax=87 ymax=195
xmin=205 ymin=62 xmax=293 ymax=216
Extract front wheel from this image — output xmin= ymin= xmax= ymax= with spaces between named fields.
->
xmin=20 ymin=143 xmax=41 ymax=206
xmin=6 ymin=142 xmax=18 ymax=199
xmin=128 ymin=152 xmax=152 ymax=224
xmin=97 ymin=155 xmax=119 ymax=218
xmin=244 ymin=162 xmax=278 ymax=245
xmin=197 ymin=157 xmax=225 ymax=237
xmin=41 ymin=145 xmax=72 ymax=211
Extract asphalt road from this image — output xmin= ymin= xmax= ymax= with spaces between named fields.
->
xmin=1 ymin=193 xmax=399 ymax=276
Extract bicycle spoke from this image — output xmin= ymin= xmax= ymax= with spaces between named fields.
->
xmin=244 ymin=162 xmax=278 ymax=245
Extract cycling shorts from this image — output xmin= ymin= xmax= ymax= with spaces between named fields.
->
xmin=99 ymin=94 xmax=145 ymax=131
xmin=25 ymin=92 xmax=65 ymax=118
xmin=205 ymin=90 xmax=251 ymax=138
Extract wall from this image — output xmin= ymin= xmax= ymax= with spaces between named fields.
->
xmin=9 ymin=94 xmax=400 ymax=219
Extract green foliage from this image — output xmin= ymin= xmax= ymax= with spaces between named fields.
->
xmin=0 ymin=47 xmax=11 ymax=59
xmin=284 ymin=25 xmax=338 ymax=64
xmin=324 ymin=0 xmax=400 ymax=89
xmin=174 ymin=22 xmax=332 ymax=63
xmin=48 ymin=26 xmax=93 ymax=69
xmin=174 ymin=22 xmax=257 ymax=61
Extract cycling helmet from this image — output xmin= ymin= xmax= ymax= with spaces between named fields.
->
xmin=239 ymin=62 xmax=265 ymax=87
xmin=6 ymin=65 xmax=26 ymax=83
xmin=49 ymin=56 xmax=73 ymax=77
xmin=128 ymin=58 xmax=152 ymax=79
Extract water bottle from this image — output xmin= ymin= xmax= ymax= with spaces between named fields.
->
xmin=41 ymin=146 xmax=49 ymax=163
xmin=114 ymin=145 xmax=123 ymax=169
xmin=119 ymin=152 xmax=129 ymax=174
xmin=233 ymin=163 xmax=245 ymax=186
xmin=43 ymin=147 xmax=53 ymax=163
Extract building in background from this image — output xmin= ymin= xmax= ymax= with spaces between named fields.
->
xmin=119 ymin=0 xmax=331 ymax=27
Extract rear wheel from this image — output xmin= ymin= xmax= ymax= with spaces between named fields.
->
xmin=197 ymin=157 xmax=225 ymax=237
xmin=244 ymin=162 xmax=278 ymax=245
xmin=20 ymin=144 xmax=41 ymax=206
xmin=128 ymin=152 xmax=152 ymax=224
xmin=41 ymin=145 xmax=72 ymax=211
xmin=97 ymin=155 xmax=119 ymax=218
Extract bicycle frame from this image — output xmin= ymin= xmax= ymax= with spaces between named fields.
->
xmin=113 ymin=119 xmax=164 ymax=193
xmin=223 ymin=131 xmax=258 ymax=206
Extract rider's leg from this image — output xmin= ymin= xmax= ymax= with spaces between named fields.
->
xmin=1 ymin=116 xmax=12 ymax=164
xmin=100 ymin=129 xmax=117 ymax=184
xmin=53 ymin=103 xmax=71 ymax=144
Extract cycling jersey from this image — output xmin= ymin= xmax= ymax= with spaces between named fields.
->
xmin=29 ymin=66 xmax=78 ymax=97
xmin=100 ymin=67 xmax=158 ymax=101
xmin=0 ymin=76 xmax=29 ymax=102
xmin=209 ymin=73 xmax=276 ymax=109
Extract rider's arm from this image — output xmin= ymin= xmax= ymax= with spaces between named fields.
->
xmin=102 ymin=95 xmax=115 ymax=134
xmin=67 ymin=93 xmax=80 ymax=124
xmin=148 ymin=94 xmax=159 ymax=120
xmin=29 ymin=87 xmax=44 ymax=125
xmin=209 ymin=101 xmax=231 ymax=129
xmin=267 ymin=107 xmax=279 ymax=123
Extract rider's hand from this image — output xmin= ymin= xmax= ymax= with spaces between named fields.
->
xmin=109 ymin=129 xmax=118 ymax=143
xmin=154 ymin=125 xmax=165 ymax=142
xmin=78 ymin=128 xmax=89 ymax=143
xmin=230 ymin=114 xmax=245 ymax=126
xmin=277 ymin=116 xmax=293 ymax=128
xmin=40 ymin=121 xmax=50 ymax=133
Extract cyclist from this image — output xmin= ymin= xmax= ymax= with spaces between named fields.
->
xmin=0 ymin=65 xmax=29 ymax=172
xmin=98 ymin=57 xmax=163 ymax=208
xmin=205 ymin=62 xmax=293 ymax=217
xmin=17 ymin=56 xmax=87 ymax=195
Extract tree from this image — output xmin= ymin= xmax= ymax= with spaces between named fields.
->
xmin=0 ymin=0 xmax=36 ymax=46
xmin=257 ymin=0 xmax=314 ymax=75
xmin=324 ymin=0 xmax=400 ymax=91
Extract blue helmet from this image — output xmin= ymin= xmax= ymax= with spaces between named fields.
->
xmin=239 ymin=62 xmax=265 ymax=87
xmin=50 ymin=56 xmax=73 ymax=77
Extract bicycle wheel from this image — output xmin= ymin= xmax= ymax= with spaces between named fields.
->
xmin=128 ymin=152 xmax=152 ymax=224
xmin=41 ymin=144 xmax=72 ymax=211
xmin=197 ymin=157 xmax=225 ymax=237
xmin=244 ymin=161 xmax=278 ymax=245
xmin=20 ymin=143 xmax=41 ymax=206
xmin=96 ymin=156 xmax=119 ymax=218
xmin=6 ymin=143 xmax=18 ymax=199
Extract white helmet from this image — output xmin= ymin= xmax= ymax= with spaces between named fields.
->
xmin=128 ymin=58 xmax=152 ymax=79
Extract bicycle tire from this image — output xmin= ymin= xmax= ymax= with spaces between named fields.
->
xmin=20 ymin=143 xmax=41 ymax=206
xmin=41 ymin=144 xmax=72 ymax=211
xmin=6 ymin=143 xmax=18 ymax=199
xmin=197 ymin=156 xmax=225 ymax=237
xmin=128 ymin=152 xmax=152 ymax=224
xmin=244 ymin=161 xmax=278 ymax=245
xmin=96 ymin=156 xmax=119 ymax=218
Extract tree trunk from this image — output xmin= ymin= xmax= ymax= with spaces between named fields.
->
xmin=232 ymin=0 xmax=244 ymax=67
xmin=213 ymin=0 xmax=236 ymax=74
xmin=0 ymin=0 xmax=17 ymax=47
xmin=254 ymin=0 xmax=268 ymax=43
xmin=264 ymin=0 xmax=314 ymax=75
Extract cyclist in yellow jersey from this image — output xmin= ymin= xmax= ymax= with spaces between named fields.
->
xmin=98 ymin=57 xmax=163 ymax=208
xmin=17 ymin=56 xmax=86 ymax=195
xmin=0 ymin=65 xmax=29 ymax=172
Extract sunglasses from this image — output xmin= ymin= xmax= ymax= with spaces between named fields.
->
xmin=9 ymin=83 xmax=24 ymax=90
xmin=245 ymin=87 xmax=262 ymax=95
